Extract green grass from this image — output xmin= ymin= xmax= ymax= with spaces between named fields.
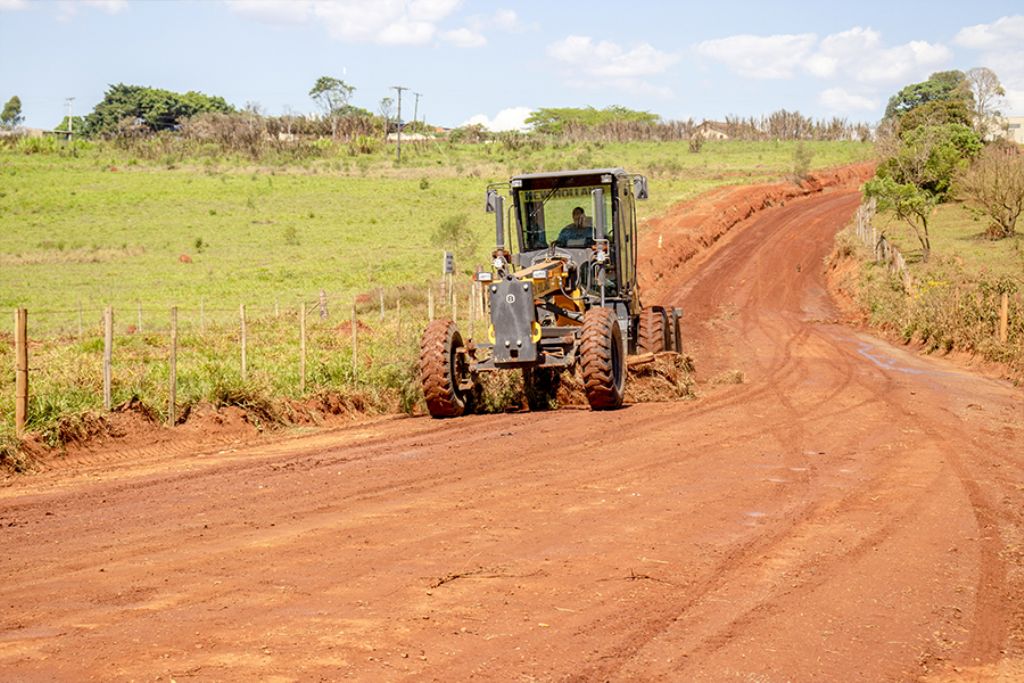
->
xmin=836 ymin=200 xmax=1023 ymax=381
xmin=873 ymin=202 xmax=1024 ymax=278
xmin=0 ymin=138 xmax=874 ymax=462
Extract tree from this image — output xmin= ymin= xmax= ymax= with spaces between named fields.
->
xmin=877 ymin=123 xmax=982 ymax=198
xmin=309 ymin=76 xmax=355 ymax=139
xmin=83 ymin=84 xmax=233 ymax=136
xmin=309 ymin=76 xmax=355 ymax=117
xmin=525 ymin=106 xmax=659 ymax=135
xmin=1 ymin=95 xmax=24 ymax=129
xmin=884 ymin=70 xmax=971 ymax=121
xmin=957 ymin=144 xmax=1024 ymax=239
xmin=864 ymin=176 xmax=939 ymax=261
xmin=965 ymin=67 xmax=1006 ymax=138
xmin=378 ymin=96 xmax=394 ymax=136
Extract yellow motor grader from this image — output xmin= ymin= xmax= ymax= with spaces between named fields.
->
xmin=419 ymin=168 xmax=681 ymax=417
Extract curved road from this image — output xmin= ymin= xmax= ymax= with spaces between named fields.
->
xmin=2 ymin=187 xmax=1022 ymax=681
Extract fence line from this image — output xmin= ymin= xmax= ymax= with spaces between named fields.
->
xmin=4 ymin=278 xmax=476 ymax=436
xmin=853 ymin=197 xmax=912 ymax=292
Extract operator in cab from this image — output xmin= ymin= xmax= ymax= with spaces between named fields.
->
xmin=554 ymin=207 xmax=595 ymax=248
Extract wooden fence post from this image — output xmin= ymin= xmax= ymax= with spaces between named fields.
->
xmin=452 ymin=282 xmax=458 ymax=325
xmin=468 ymin=283 xmax=475 ymax=337
xmin=77 ymin=300 xmax=83 ymax=338
xmin=319 ymin=289 xmax=329 ymax=320
xmin=103 ymin=306 xmax=113 ymax=411
xmin=240 ymin=303 xmax=248 ymax=382
xmin=137 ymin=301 xmax=143 ymax=334
xmin=299 ymin=302 xmax=307 ymax=393
xmin=999 ymin=292 xmax=1009 ymax=344
xmin=427 ymin=287 xmax=435 ymax=322
xmin=351 ymin=303 xmax=358 ymax=380
xmin=14 ymin=308 xmax=28 ymax=436
xmin=396 ymin=298 xmax=402 ymax=343
xmin=199 ymin=298 xmax=205 ymax=334
xmin=168 ymin=306 xmax=177 ymax=427
xmin=379 ymin=288 xmax=385 ymax=322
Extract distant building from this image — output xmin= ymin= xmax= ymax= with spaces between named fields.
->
xmin=1005 ymin=116 xmax=1024 ymax=144
xmin=694 ymin=120 xmax=730 ymax=140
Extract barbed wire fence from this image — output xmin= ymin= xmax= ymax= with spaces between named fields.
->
xmin=4 ymin=279 xmax=489 ymax=437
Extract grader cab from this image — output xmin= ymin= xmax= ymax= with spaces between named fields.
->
xmin=419 ymin=168 xmax=681 ymax=417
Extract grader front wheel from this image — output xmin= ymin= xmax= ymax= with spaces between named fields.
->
xmin=419 ymin=320 xmax=473 ymax=418
xmin=580 ymin=307 xmax=625 ymax=410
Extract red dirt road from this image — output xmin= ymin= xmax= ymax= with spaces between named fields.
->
xmin=2 ymin=186 xmax=1023 ymax=681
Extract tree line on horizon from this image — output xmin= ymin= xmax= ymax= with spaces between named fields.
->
xmin=2 ymin=75 xmax=875 ymax=146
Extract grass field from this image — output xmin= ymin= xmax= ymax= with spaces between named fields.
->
xmin=0 ymin=139 xmax=874 ymax=332
xmin=0 ymin=138 xmax=875 ymax=462
xmin=872 ymin=202 xmax=1024 ymax=278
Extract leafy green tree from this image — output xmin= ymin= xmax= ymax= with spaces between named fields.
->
xmin=884 ymin=71 xmax=971 ymax=121
xmin=83 ymin=84 xmax=233 ymax=136
xmin=878 ymin=123 xmax=982 ymax=198
xmin=525 ymin=106 xmax=659 ymax=135
xmin=54 ymin=115 xmax=86 ymax=133
xmin=1 ymin=95 xmax=24 ymax=129
xmin=864 ymin=176 xmax=940 ymax=261
xmin=309 ymin=76 xmax=355 ymax=117
xmin=898 ymin=98 xmax=972 ymax=131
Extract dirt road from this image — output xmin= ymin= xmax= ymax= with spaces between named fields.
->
xmin=2 ymin=187 xmax=1022 ymax=681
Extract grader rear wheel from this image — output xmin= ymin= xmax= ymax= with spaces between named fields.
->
xmin=419 ymin=319 xmax=473 ymax=418
xmin=638 ymin=306 xmax=666 ymax=354
xmin=580 ymin=307 xmax=625 ymax=410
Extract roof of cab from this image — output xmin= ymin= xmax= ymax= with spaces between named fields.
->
xmin=510 ymin=167 xmax=627 ymax=182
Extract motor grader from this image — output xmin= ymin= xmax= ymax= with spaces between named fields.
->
xmin=419 ymin=168 xmax=681 ymax=417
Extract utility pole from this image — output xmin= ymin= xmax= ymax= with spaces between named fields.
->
xmin=413 ymin=92 xmax=422 ymax=125
xmin=391 ymin=85 xmax=408 ymax=163
xmin=64 ymin=96 xmax=75 ymax=139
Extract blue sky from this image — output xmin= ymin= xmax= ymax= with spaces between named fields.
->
xmin=1 ymin=0 xmax=1022 ymax=130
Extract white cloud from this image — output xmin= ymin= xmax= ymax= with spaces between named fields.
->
xmin=819 ymin=87 xmax=877 ymax=112
xmin=546 ymin=35 xmax=678 ymax=96
xmin=463 ymin=106 xmax=532 ymax=132
xmin=440 ymin=27 xmax=485 ymax=48
xmin=954 ymin=15 xmax=1024 ymax=50
xmin=55 ymin=0 xmax=127 ymax=20
xmin=0 ymin=0 xmax=28 ymax=11
xmin=227 ymin=0 xmax=461 ymax=45
xmin=694 ymin=33 xmax=817 ymax=79
xmin=954 ymin=15 xmax=1024 ymax=114
xmin=493 ymin=8 xmax=518 ymax=31
xmin=695 ymin=27 xmax=949 ymax=85
xmin=224 ymin=0 xmax=311 ymax=24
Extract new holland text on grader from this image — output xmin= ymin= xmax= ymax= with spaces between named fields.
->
xmin=419 ymin=168 xmax=681 ymax=417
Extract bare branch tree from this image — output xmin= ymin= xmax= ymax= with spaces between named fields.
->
xmin=958 ymin=144 xmax=1024 ymax=239
xmin=965 ymin=67 xmax=1006 ymax=139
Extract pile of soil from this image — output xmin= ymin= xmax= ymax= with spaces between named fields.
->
xmin=475 ymin=352 xmax=695 ymax=412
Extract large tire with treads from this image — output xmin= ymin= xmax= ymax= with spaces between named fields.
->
xmin=419 ymin=319 xmax=470 ymax=418
xmin=638 ymin=306 xmax=666 ymax=354
xmin=580 ymin=307 xmax=625 ymax=410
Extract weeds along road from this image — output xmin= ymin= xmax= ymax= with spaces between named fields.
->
xmin=2 ymin=187 xmax=1023 ymax=682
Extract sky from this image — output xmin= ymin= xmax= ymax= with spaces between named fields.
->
xmin=1 ymin=0 xmax=1023 ymax=131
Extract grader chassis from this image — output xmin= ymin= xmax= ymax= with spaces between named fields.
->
xmin=419 ymin=168 xmax=681 ymax=417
